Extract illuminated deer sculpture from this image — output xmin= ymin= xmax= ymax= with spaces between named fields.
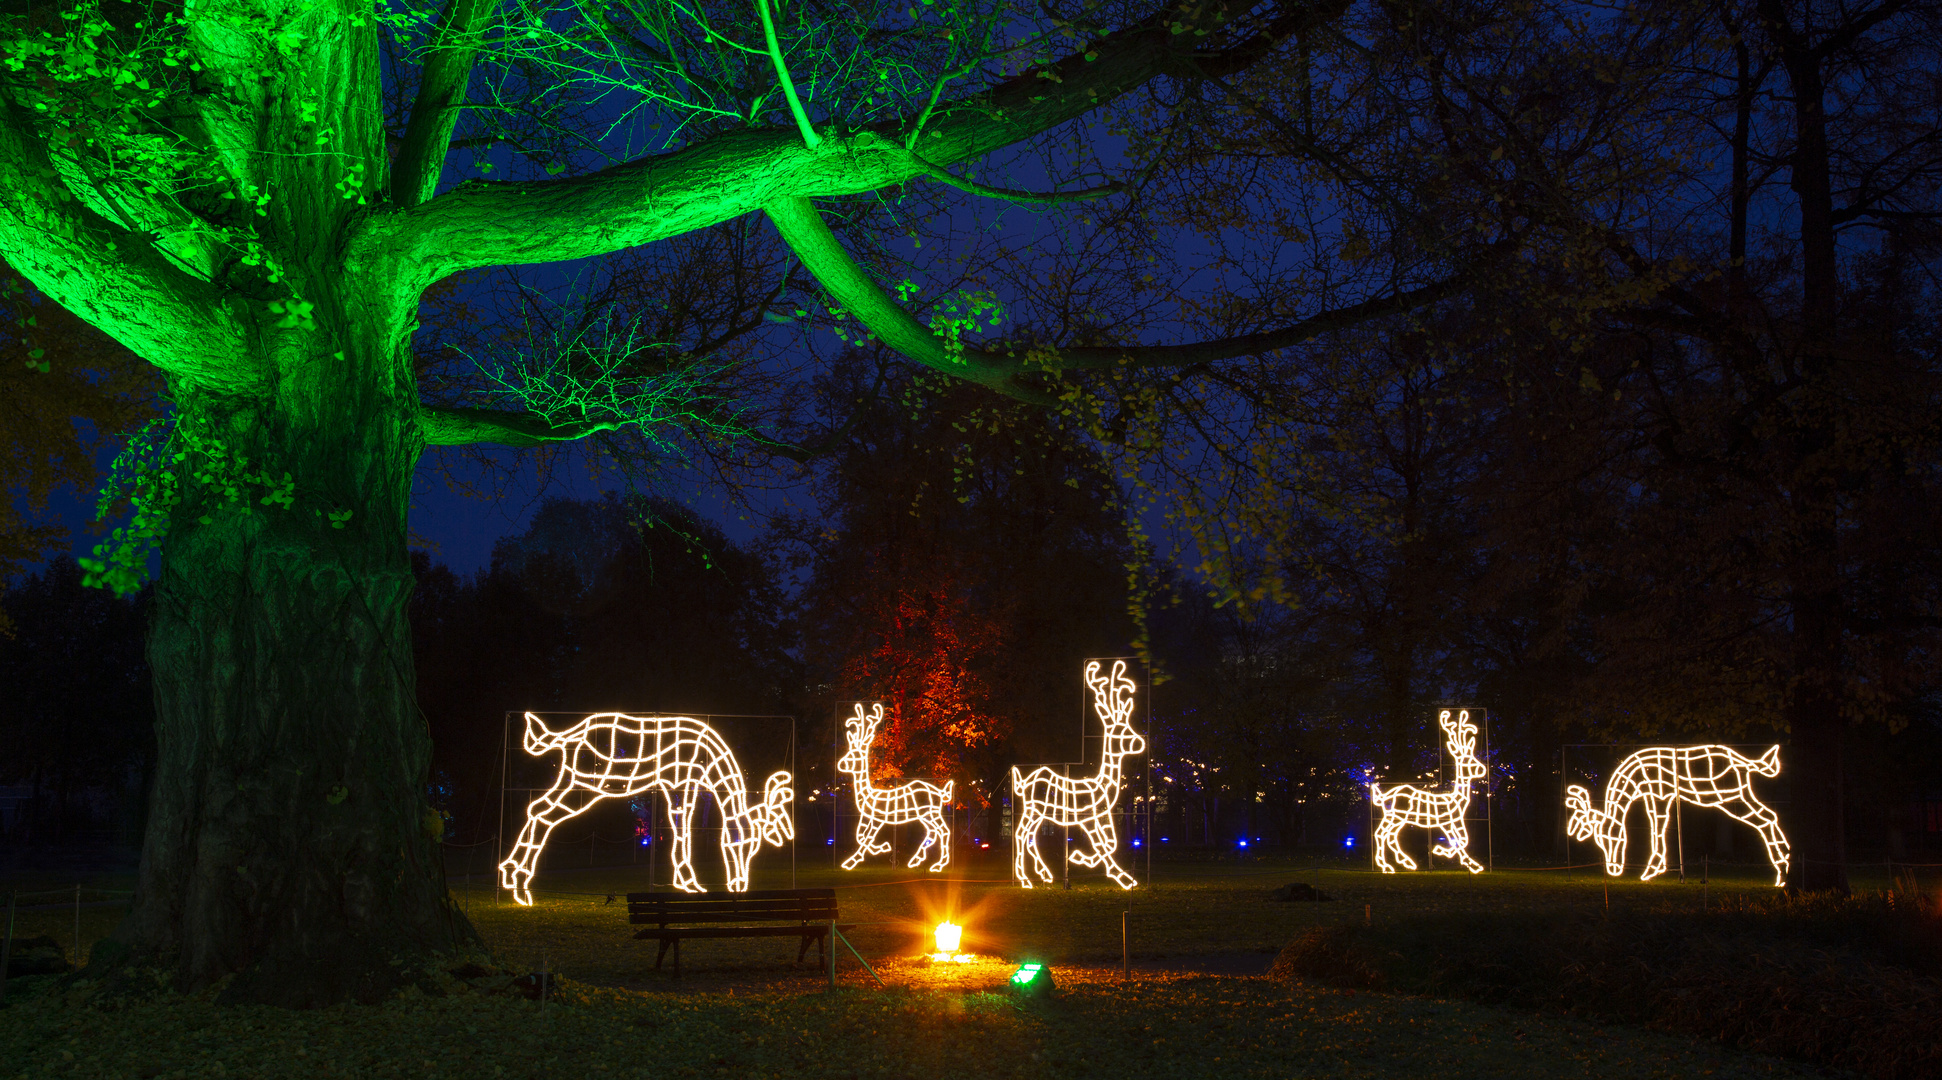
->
xmin=1369 ymin=710 xmax=1488 ymax=874
xmin=1011 ymin=660 xmax=1146 ymax=890
xmin=837 ymin=703 xmax=955 ymax=872
xmin=497 ymin=712 xmax=793 ymax=904
xmin=1566 ymin=744 xmax=1789 ymax=887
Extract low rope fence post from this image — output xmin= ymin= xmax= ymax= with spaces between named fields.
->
xmin=829 ymin=925 xmax=883 ymax=988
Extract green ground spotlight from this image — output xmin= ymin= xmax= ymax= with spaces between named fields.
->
xmin=1009 ymin=961 xmax=1054 ymax=996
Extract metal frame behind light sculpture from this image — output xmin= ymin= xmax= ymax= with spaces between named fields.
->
xmin=838 ymin=703 xmax=954 ymax=871
xmin=1011 ymin=660 xmax=1146 ymax=889
xmin=497 ymin=712 xmax=793 ymax=904
xmin=1370 ymin=709 xmax=1487 ymax=874
xmin=1566 ymin=744 xmax=1789 ymax=887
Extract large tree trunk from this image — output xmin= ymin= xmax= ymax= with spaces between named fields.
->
xmin=1784 ymin=483 xmax=1848 ymax=893
xmin=1763 ymin=0 xmax=1848 ymax=893
xmin=105 ymin=351 xmax=481 ymax=1005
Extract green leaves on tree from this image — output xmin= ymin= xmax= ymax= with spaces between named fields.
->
xmin=78 ymin=416 xmax=339 ymax=597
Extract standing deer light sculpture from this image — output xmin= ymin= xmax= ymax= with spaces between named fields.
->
xmin=497 ymin=712 xmax=793 ymax=904
xmin=1011 ymin=660 xmax=1146 ymax=890
xmin=838 ymin=703 xmax=955 ymax=872
xmin=1370 ymin=709 xmax=1487 ymax=874
xmin=1566 ymin=745 xmax=1789 ymax=887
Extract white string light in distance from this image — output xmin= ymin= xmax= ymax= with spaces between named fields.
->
xmin=1566 ymin=745 xmax=1789 ymax=887
xmin=838 ymin=703 xmax=954 ymax=871
xmin=1369 ymin=710 xmax=1488 ymax=874
xmin=1010 ymin=660 xmax=1146 ymax=890
xmin=497 ymin=712 xmax=793 ymax=904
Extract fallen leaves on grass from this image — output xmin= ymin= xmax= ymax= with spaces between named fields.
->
xmin=1 ymin=964 xmax=1827 ymax=1080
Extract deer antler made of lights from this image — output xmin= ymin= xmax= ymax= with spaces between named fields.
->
xmin=837 ymin=703 xmax=955 ymax=872
xmin=1011 ymin=660 xmax=1146 ymax=890
xmin=497 ymin=712 xmax=793 ymax=904
xmin=1566 ymin=745 xmax=1789 ymax=887
xmin=1369 ymin=710 xmax=1488 ymax=874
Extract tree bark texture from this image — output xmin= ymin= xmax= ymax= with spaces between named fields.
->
xmin=110 ymin=332 xmax=481 ymax=1004
xmin=1761 ymin=0 xmax=1852 ymax=893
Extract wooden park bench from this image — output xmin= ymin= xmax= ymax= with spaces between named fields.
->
xmin=626 ymin=888 xmax=851 ymax=977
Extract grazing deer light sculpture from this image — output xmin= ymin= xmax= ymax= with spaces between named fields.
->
xmin=1011 ymin=660 xmax=1146 ymax=890
xmin=1369 ymin=710 xmax=1488 ymax=874
xmin=497 ymin=712 xmax=793 ymax=904
xmin=837 ymin=703 xmax=955 ymax=871
xmin=1566 ymin=745 xmax=1789 ymax=887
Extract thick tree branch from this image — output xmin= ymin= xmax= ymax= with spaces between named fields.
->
xmin=765 ymin=195 xmax=1054 ymax=403
xmin=917 ymin=166 xmax=1125 ymax=205
xmin=382 ymin=1 xmax=1340 ymax=285
xmin=1049 ymin=272 xmax=1481 ymax=371
xmin=391 ymin=0 xmax=497 ymax=209
xmin=418 ymin=404 xmax=621 ymax=447
xmin=0 ymin=94 xmax=257 ymax=394
xmin=774 ymin=189 xmax=1491 ymax=398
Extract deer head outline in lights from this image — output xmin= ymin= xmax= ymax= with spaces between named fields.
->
xmin=1011 ymin=660 xmax=1146 ymax=890
xmin=497 ymin=712 xmax=792 ymax=904
xmin=837 ymin=703 xmax=955 ymax=871
xmin=1369 ymin=709 xmax=1488 ymax=874
xmin=1566 ymin=744 xmax=1789 ymax=887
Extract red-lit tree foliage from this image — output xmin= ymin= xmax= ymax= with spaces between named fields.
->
xmin=834 ymin=567 xmax=1008 ymax=786
xmin=785 ymin=361 xmax=1138 ymax=803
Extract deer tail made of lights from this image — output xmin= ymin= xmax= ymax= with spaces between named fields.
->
xmin=496 ymin=712 xmax=793 ymax=905
xmin=1011 ymin=660 xmax=1147 ymax=890
xmin=837 ymin=703 xmax=955 ymax=872
xmin=1369 ymin=710 xmax=1488 ymax=874
xmin=1565 ymin=744 xmax=1788 ymax=887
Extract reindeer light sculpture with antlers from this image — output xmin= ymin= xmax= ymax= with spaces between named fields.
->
xmin=1011 ymin=660 xmax=1146 ymax=890
xmin=1369 ymin=710 xmax=1488 ymax=874
xmin=497 ymin=712 xmax=793 ymax=904
xmin=1566 ymin=745 xmax=1789 ymax=887
xmin=838 ymin=703 xmax=955 ymax=872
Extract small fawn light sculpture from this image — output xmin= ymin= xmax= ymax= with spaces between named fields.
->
xmin=837 ymin=703 xmax=955 ymax=872
xmin=1011 ymin=660 xmax=1146 ymax=890
xmin=1566 ymin=744 xmax=1789 ymax=887
xmin=497 ymin=712 xmax=793 ymax=904
xmin=1369 ymin=709 xmax=1487 ymax=874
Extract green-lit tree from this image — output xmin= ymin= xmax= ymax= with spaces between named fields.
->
xmin=0 ymin=0 xmax=1517 ymax=1003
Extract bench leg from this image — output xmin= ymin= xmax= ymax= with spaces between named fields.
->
xmin=655 ymin=939 xmax=671 ymax=971
xmin=673 ymin=938 xmax=681 ymax=979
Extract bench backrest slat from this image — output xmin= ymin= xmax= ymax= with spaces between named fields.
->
xmin=625 ymin=888 xmax=838 ymax=925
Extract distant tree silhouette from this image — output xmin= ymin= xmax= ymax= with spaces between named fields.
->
xmin=0 ymin=558 xmax=151 ymax=843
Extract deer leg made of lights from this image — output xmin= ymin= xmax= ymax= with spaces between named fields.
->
xmin=497 ymin=712 xmax=793 ymax=905
xmin=1369 ymin=710 xmax=1488 ymax=875
xmin=1566 ymin=745 xmax=1788 ymax=887
xmin=1009 ymin=660 xmax=1147 ymax=890
xmin=837 ymin=703 xmax=954 ymax=872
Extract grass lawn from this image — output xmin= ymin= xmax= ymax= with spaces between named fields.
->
xmin=0 ymin=854 xmax=1872 ymax=1078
